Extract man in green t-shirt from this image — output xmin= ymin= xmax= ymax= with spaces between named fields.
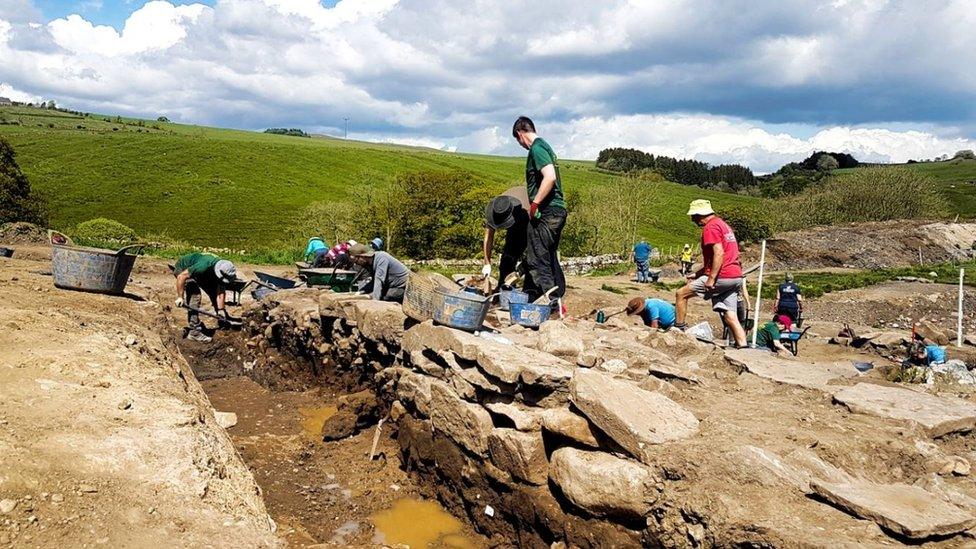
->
xmin=173 ymin=252 xmax=239 ymax=342
xmin=512 ymin=116 xmax=566 ymax=306
xmin=755 ymin=315 xmax=791 ymax=355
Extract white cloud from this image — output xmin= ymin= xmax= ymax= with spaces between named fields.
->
xmin=0 ymin=82 xmax=40 ymax=103
xmin=0 ymin=0 xmax=973 ymax=173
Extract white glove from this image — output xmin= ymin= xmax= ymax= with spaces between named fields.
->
xmin=481 ymin=264 xmax=492 ymax=278
xmin=175 ymin=297 xmax=184 ymax=308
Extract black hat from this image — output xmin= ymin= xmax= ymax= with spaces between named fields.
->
xmin=485 ymin=196 xmax=521 ymax=230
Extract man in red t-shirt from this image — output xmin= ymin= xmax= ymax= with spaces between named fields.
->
xmin=674 ymin=200 xmax=747 ymax=347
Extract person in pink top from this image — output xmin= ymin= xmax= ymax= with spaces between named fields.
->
xmin=674 ymin=199 xmax=747 ymax=347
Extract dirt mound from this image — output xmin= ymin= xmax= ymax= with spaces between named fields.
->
xmin=745 ymin=220 xmax=976 ymax=270
xmin=0 ymin=221 xmax=48 ymax=245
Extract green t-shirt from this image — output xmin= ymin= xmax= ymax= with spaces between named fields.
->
xmin=756 ymin=321 xmax=781 ymax=350
xmin=174 ymin=252 xmax=220 ymax=286
xmin=525 ymin=138 xmax=566 ymax=212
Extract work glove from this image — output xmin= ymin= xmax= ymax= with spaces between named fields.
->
xmin=175 ymin=297 xmax=184 ymax=308
xmin=481 ymin=264 xmax=492 ymax=278
xmin=529 ymin=202 xmax=539 ymax=219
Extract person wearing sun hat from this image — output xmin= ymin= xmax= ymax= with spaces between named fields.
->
xmin=173 ymin=252 xmax=240 ymax=342
xmin=674 ymin=199 xmax=747 ymax=347
xmin=349 ymin=243 xmax=409 ymax=303
xmin=626 ymin=296 xmax=677 ymax=330
xmin=481 ymin=185 xmax=534 ymax=293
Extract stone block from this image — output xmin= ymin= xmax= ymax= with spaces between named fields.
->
xmin=549 ymin=447 xmax=657 ymax=520
xmin=429 ymin=382 xmax=494 ymax=456
xmin=832 ymin=383 xmax=976 ymax=437
xmin=488 ymin=429 xmax=548 ymax=485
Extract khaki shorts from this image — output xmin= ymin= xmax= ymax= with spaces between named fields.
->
xmin=689 ymin=275 xmax=740 ymax=312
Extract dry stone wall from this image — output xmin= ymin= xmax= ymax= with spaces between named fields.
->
xmin=238 ymin=288 xmax=976 ymax=548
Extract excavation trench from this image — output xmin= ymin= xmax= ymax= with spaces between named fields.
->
xmin=176 ymin=315 xmax=487 ymax=547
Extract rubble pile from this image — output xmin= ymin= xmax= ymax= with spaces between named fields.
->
xmin=239 ymin=289 xmax=976 ymax=547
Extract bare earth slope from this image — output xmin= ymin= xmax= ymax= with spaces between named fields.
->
xmin=0 ymin=255 xmax=276 ymax=547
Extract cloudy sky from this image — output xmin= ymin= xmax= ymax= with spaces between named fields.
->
xmin=1 ymin=0 xmax=975 ymax=172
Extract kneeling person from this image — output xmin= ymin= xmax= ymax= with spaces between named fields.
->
xmin=756 ymin=315 xmax=792 ymax=355
xmin=626 ymin=297 xmax=676 ymax=330
xmin=349 ymin=243 xmax=409 ymax=303
xmin=173 ymin=252 xmax=239 ymax=342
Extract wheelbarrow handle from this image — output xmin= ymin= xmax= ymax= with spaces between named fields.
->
xmin=115 ymin=243 xmax=147 ymax=256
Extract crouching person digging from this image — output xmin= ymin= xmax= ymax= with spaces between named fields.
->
xmin=349 ymin=243 xmax=409 ymax=303
xmin=173 ymin=252 xmax=240 ymax=342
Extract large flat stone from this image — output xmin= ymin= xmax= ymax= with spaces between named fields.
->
xmin=540 ymin=407 xmax=602 ymax=449
xmin=832 ymin=383 xmax=976 ymax=437
xmin=429 ymin=381 xmax=494 ymax=456
xmin=488 ymin=429 xmax=548 ymax=485
xmin=725 ymin=349 xmax=856 ymax=390
xmin=476 ymin=342 xmax=574 ymax=389
xmin=548 ymin=447 xmax=657 ymax=520
xmin=535 ymin=320 xmax=585 ymax=358
xmin=811 ymin=478 xmax=976 ymax=539
xmin=483 ymin=402 xmax=543 ymax=431
xmin=401 ymin=321 xmax=482 ymax=361
xmin=569 ymin=368 xmax=698 ymax=464
xmin=347 ymin=299 xmax=406 ymax=343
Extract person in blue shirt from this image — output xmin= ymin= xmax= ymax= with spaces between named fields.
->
xmin=626 ymin=297 xmax=676 ymax=330
xmin=774 ymin=273 xmax=803 ymax=323
xmin=633 ymin=240 xmax=652 ymax=283
xmin=914 ymin=344 xmax=947 ymax=366
xmin=303 ymin=237 xmax=328 ymax=264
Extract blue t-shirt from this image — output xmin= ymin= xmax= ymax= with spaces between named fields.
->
xmin=304 ymin=238 xmax=328 ymax=260
xmin=634 ymin=241 xmax=651 ymax=262
xmin=778 ymin=282 xmax=801 ymax=308
xmin=926 ymin=345 xmax=946 ymax=365
xmin=640 ymin=298 xmax=676 ymax=328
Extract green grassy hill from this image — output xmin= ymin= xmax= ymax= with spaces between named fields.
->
xmin=0 ymin=105 xmax=756 ymax=252
xmin=835 ymin=158 xmax=976 ymax=217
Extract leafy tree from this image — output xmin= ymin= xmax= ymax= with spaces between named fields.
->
xmin=954 ymin=150 xmax=976 ymax=160
xmin=157 ymin=116 xmax=171 ymax=123
xmin=816 ymin=154 xmax=840 ymax=172
xmin=723 ymin=205 xmax=773 ymax=243
xmin=0 ymin=137 xmax=48 ymax=225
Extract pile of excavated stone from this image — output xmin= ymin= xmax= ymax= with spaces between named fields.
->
xmin=239 ymin=288 xmax=976 ymax=547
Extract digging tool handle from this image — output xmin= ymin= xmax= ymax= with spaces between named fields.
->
xmin=532 ymin=286 xmax=558 ymax=305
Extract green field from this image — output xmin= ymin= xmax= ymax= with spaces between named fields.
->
xmin=835 ymin=158 xmax=976 ymax=218
xmin=0 ymin=105 xmax=756 ymax=253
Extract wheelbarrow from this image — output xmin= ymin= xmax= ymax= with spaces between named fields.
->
xmin=49 ymin=231 xmax=145 ymax=295
xmin=298 ymin=267 xmax=363 ymax=292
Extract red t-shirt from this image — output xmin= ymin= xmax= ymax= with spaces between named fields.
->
xmin=701 ymin=216 xmax=742 ymax=279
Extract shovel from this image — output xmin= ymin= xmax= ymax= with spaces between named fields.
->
xmin=180 ymin=304 xmax=242 ymax=329
xmin=532 ymin=286 xmax=558 ymax=305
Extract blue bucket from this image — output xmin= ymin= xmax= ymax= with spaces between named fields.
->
xmin=509 ymin=302 xmax=552 ymax=328
xmin=498 ymin=289 xmax=529 ymax=311
xmin=433 ymin=287 xmax=491 ymax=332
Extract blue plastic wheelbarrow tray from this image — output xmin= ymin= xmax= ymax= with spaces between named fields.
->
xmin=432 ymin=287 xmax=491 ymax=332
xmin=498 ymin=288 xmax=529 ymax=311
xmin=509 ymin=302 xmax=552 ymax=328
xmin=50 ymin=231 xmax=143 ymax=295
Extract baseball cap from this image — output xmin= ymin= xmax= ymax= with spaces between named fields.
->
xmin=213 ymin=260 xmax=237 ymax=283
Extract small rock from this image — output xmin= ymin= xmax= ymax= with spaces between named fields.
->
xmin=124 ymin=334 xmax=138 ymax=346
xmin=596 ymin=359 xmax=628 ymax=375
xmin=118 ymin=398 xmax=133 ymax=411
xmin=50 ymin=494 xmax=64 ymax=503
xmin=0 ymin=499 xmax=17 ymax=514
xmin=27 ymin=515 xmax=36 ymax=524
xmin=214 ymin=411 xmax=238 ymax=429
xmin=78 ymin=484 xmax=97 ymax=494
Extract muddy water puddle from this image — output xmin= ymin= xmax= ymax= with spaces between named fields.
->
xmin=200 ymin=375 xmax=486 ymax=547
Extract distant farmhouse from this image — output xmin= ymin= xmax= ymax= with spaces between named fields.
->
xmin=0 ymin=97 xmax=12 ymax=106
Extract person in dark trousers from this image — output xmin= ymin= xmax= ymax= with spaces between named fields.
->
xmin=173 ymin=252 xmax=239 ymax=342
xmin=482 ymin=186 xmax=531 ymax=289
xmin=773 ymin=273 xmax=803 ymax=323
xmin=349 ymin=243 xmax=409 ymax=303
xmin=633 ymin=240 xmax=651 ymax=283
xmin=512 ymin=116 xmax=567 ymax=306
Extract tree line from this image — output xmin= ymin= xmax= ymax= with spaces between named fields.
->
xmin=596 ymin=147 xmax=756 ymax=192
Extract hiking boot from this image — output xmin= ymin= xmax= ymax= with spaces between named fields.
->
xmin=186 ymin=330 xmax=212 ymax=342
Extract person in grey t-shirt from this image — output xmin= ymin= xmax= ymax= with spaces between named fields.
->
xmin=349 ymin=243 xmax=409 ymax=303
